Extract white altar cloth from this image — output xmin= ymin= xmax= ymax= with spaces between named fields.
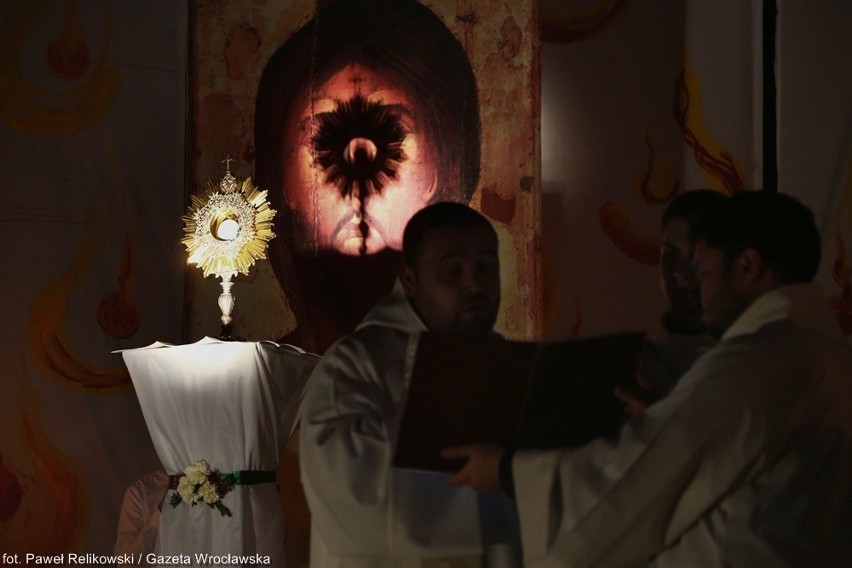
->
xmin=119 ymin=337 xmax=318 ymax=566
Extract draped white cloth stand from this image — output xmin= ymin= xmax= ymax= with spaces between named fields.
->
xmin=119 ymin=337 xmax=318 ymax=566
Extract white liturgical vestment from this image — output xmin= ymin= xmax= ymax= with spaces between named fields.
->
xmin=637 ymin=317 xmax=716 ymax=398
xmin=513 ymin=283 xmax=852 ymax=567
xmin=299 ymin=281 xmax=487 ymax=568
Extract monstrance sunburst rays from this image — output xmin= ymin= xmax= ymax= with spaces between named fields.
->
xmin=181 ymin=159 xmax=276 ymax=339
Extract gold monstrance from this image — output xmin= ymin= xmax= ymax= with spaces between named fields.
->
xmin=181 ymin=157 xmax=276 ymax=340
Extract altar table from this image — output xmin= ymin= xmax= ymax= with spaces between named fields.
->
xmin=119 ymin=337 xmax=318 ymax=566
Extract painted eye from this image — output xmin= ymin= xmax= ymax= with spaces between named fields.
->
xmin=477 ymin=258 xmax=498 ymax=275
xmin=312 ymin=94 xmax=408 ymax=201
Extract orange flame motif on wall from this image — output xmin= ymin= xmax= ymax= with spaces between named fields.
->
xmin=46 ymin=0 xmax=90 ymax=80
xmin=637 ymin=130 xmax=680 ymax=205
xmin=0 ymin=0 xmax=121 ymax=135
xmin=675 ymin=59 xmax=746 ymax=195
xmin=601 ymin=59 xmax=744 ymax=266
xmin=599 ymin=202 xmax=663 ymax=266
xmin=29 ymin=246 xmax=131 ymax=390
xmin=97 ymin=238 xmax=142 ymax=339
xmin=0 ymin=389 xmax=87 ymax=553
xmin=599 ymin=131 xmax=680 ymax=267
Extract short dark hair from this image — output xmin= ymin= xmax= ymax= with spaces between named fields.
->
xmin=691 ymin=191 xmax=821 ymax=283
xmin=661 ymin=189 xmax=727 ymax=230
xmin=403 ymin=202 xmax=495 ymax=267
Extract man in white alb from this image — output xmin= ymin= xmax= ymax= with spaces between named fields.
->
xmin=446 ymin=191 xmax=852 ymax=566
xmin=300 ymin=202 xmax=520 ymax=568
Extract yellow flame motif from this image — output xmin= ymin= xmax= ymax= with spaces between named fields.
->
xmin=675 ymin=58 xmax=745 ymax=195
xmin=602 ymin=57 xmax=747 ymax=267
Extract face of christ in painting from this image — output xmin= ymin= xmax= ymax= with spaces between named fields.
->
xmin=253 ymin=0 xmax=481 ymax=352
xmin=281 ymin=63 xmax=439 ymax=256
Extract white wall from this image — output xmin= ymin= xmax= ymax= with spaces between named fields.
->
xmin=541 ymin=0 xmax=852 ymax=339
xmin=541 ymin=0 xmax=687 ymax=338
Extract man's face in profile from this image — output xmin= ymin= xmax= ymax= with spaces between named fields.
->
xmin=281 ymin=62 xmax=438 ymax=256
xmin=692 ymin=240 xmax=750 ymax=337
xmin=659 ymin=217 xmax=703 ymax=324
xmin=401 ymin=225 xmax=501 ymax=335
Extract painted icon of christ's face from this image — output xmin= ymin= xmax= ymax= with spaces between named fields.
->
xmin=253 ymin=0 xmax=481 ymax=351
xmin=281 ymin=63 xmax=439 ymax=256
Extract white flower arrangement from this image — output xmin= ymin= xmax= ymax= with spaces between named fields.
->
xmin=169 ymin=459 xmax=236 ymax=517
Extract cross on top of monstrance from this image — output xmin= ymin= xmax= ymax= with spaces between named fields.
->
xmin=181 ymin=155 xmax=277 ymax=340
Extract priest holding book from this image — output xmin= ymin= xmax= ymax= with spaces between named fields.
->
xmin=299 ymin=202 xmax=521 ymax=568
xmin=445 ymin=191 xmax=852 ymax=567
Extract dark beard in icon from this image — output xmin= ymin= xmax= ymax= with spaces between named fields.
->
xmin=288 ymin=246 xmax=403 ymax=352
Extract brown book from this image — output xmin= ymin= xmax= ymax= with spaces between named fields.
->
xmin=393 ymin=331 xmax=646 ymax=472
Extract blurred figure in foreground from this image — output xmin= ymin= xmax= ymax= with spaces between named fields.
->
xmin=617 ymin=189 xmax=726 ymax=415
xmin=447 ymin=191 xmax=852 ymax=566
